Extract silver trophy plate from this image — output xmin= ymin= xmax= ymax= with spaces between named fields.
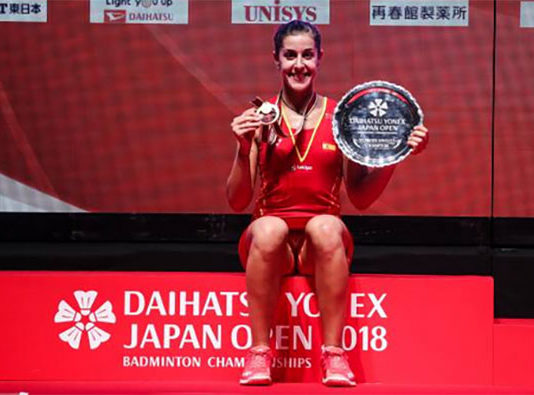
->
xmin=333 ymin=81 xmax=423 ymax=167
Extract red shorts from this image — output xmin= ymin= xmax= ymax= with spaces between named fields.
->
xmin=238 ymin=216 xmax=354 ymax=275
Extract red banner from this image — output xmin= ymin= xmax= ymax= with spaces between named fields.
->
xmin=0 ymin=272 xmax=492 ymax=384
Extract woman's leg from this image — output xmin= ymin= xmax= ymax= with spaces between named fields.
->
xmin=299 ymin=214 xmax=353 ymax=346
xmin=240 ymin=216 xmax=294 ymax=347
xmin=299 ymin=215 xmax=356 ymax=386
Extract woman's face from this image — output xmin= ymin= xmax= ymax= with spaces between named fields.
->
xmin=275 ymin=32 xmax=322 ymax=94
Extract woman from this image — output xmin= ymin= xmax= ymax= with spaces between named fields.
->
xmin=226 ymin=21 xmax=428 ymax=387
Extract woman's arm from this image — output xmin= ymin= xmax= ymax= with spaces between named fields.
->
xmin=344 ymin=160 xmax=396 ymax=210
xmin=226 ymin=108 xmax=261 ymax=212
xmin=344 ymin=125 xmax=429 ymax=210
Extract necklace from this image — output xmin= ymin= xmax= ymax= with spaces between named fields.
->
xmin=281 ymin=96 xmax=327 ymax=163
xmin=280 ymin=92 xmax=317 ymax=136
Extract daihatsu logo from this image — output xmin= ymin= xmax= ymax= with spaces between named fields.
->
xmin=54 ymin=291 xmax=116 ymax=350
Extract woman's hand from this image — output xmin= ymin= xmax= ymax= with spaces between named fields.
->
xmin=407 ymin=124 xmax=429 ymax=155
xmin=231 ymin=108 xmax=261 ymax=156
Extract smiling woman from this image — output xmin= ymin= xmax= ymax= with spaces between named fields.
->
xmin=274 ymin=23 xmax=322 ymax=99
xmin=226 ymin=20 xmax=428 ymax=387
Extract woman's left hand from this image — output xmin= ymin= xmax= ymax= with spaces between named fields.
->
xmin=407 ymin=125 xmax=429 ymax=155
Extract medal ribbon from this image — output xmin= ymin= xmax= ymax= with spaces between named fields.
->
xmin=281 ymin=96 xmax=327 ymax=164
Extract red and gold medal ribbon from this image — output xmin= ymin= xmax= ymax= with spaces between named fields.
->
xmin=281 ymin=97 xmax=327 ymax=164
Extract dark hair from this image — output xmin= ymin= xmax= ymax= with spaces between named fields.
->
xmin=273 ymin=20 xmax=322 ymax=58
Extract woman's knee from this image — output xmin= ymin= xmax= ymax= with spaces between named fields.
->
xmin=249 ymin=216 xmax=290 ymax=256
xmin=305 ymin=215 xmax=345 ymax=255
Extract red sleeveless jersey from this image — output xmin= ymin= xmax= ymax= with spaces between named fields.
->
xmin=253 ymin=97 xmax=343 ymax=227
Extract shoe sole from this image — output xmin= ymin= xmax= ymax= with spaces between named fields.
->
xmin=322 ymin=376 xmax=357 ymax=387
xmin=240 ymin=376 xmax=272 ymax=385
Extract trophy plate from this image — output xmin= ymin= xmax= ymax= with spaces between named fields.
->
xmin=333 ymin=81 xmax=423 ymax=167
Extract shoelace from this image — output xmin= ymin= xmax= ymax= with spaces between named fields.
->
xmin=328 ymin=354 xmax=349 ymax=371
xmin=323 ymin=348 xmax=349 ymax=371
xmin=247 ymin=349 xmax=271 ymax=369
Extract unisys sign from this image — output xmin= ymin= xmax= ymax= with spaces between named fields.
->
xmin=231 ymin=0 xmax=330 ymax=24
xmin=0 ymin=272 xmax=493 ymax=384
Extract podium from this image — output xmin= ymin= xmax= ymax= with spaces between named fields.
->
xmin=0 ymin=271 xmax=495 ymax=384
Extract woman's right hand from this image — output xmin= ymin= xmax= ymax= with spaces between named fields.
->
xmin=231 ymin=108 xmax=261 ymax=156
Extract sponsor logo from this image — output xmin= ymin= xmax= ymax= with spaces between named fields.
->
xmin=370 ymin=0 xmax=469 ymax=27
xmin=53 ymin=288 xmax=388 ymax=357
xmin=0 ymin=0 xmax=47 ymax=22
xmin=90 ymin=0 xmax=188 ymax=24
xmin=369 ymin=99 xmax=388 ymax=117
xmin=232 ymin=0 xmax=329 ymax=24
xmin=54 ymin=290 xmax=116 ymax=350
xmin=521 ymin=1 xmax=534 ymax=28
xmin=291 ymin=164 xmax=313 ymax=171
xmin=128 ymin=11 xmax=174 ymax=21
xmin=104 ymin=9 xmax=126 ymax=22
xmin=104 ymin=0 xmax=174 ymax=6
